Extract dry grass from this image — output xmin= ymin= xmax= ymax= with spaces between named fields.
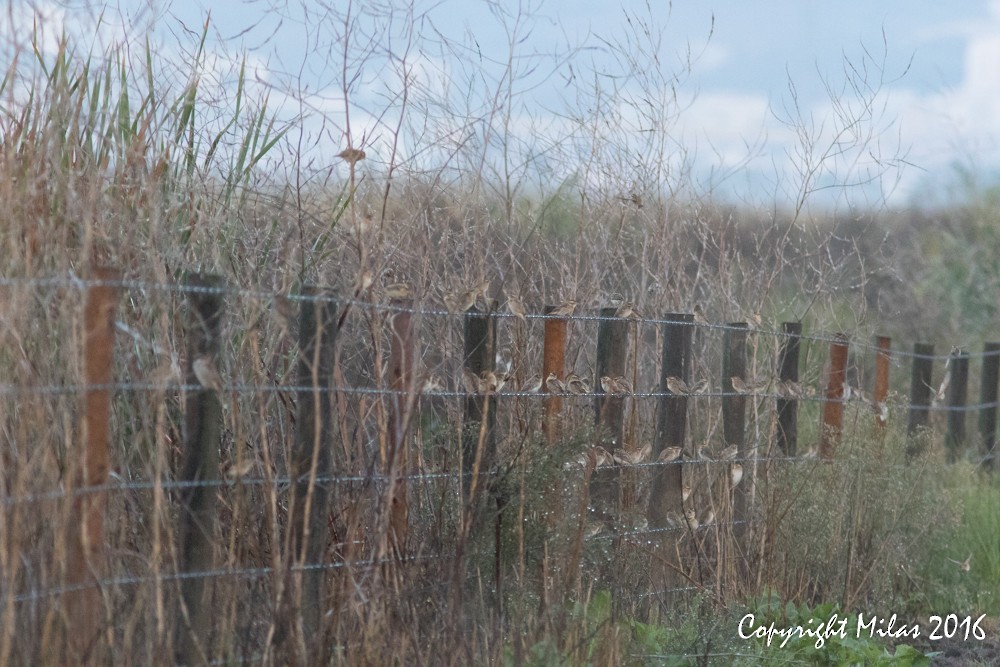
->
xmin=0 ymin=5 xmax=988 ymax=664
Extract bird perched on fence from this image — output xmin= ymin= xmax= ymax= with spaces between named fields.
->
xmin=506 ymin=294 xmax=526 ymax=321
xmin=666 ymin=376 xmax=690 ymax=395
xmin=690 ymin=378 xmax=710 ymax=395
xmin=684 ymin=508 xmax=699 ymax=531
xmin=607 ymin=292 xmax=625 ymax=308
xmin=718 ymin=444 xmax=739 ymax=461
xmin=614 ymin=301 xmax=640 ymax=319
xmin=545 ymin=372 xmax=566 ymax=394
xmin=730 ymin=376 xmax=749 ymax=394
xmin=565 ymin=372 xmax=591 ymax=395
xmin=337 ymin=147 xmax=366 ymax=164
xmin=658 ymin=446 xmax=682 ymax=463
xmin=521 ymin=374 xmax=543 ymax=393
xmin=549 ymin=299 xmax=577 ymax=317
xmin=384 ymin=282 xmax=412 ymax=299
xmin=610 ymin=376 xmax=632 ymax=395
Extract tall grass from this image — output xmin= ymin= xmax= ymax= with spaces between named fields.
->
xmin=0 ymin=3 xmax=992 ymax=664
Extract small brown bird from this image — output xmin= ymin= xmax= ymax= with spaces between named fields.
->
xmin=600 ymin=376 xmax=614 ymax=394
xmin=730 ymin=376 xmax=749 ymax=394
xmin=684 ymin=508 xmax=699 ymax=531
xmin=522 ymin=374 xmax=544 ymax=393
xmin=700 ymin=509 xmax=716 ymax=526
xmin=611 ymin=376 xmax=633 ymax=395
xmin=615 ymin=301 xmax=640 ymax=319
xmin=777 ymin=379 xmax=802 ymax=399
xmin=506 ymin=294 xmax=526 ymax=321
xmin=193 ymin=356 xmax=223 ymax=393
xmin=666 ymin=376 xmax=690 ymax=395
xmin=607 ymin=292 xmax=625 ymax=308
xmin=690 ymin=378 xmax=710 ymax=395
xmin=385 ymin=282 xmax=412 ymax=299
xmin=226 ymin=457 xmax=256 ymax=480
xmin=658 ymin=446 xmax=682 ymax=463
xmin=354 ymin=269 xmax=375 ymax=294
xmin=549 ymin=299 xmax=577 ymax=317
xmin=730 ymin=463 xmax=744 ymax=487
xmin=718 ymin=444 xmax=739 ymax=461
xmin=566 ymin=373 xmax=591 ymax=395
xmin=337 ymin=147 xmax=366 ymax=164
xmin=545 ymin=372 xmax=566 ymax=394
xmin=947 ymin=553 xmax=972 ymax=572
xmin=461 ymin=370 xmax=480 ymax=394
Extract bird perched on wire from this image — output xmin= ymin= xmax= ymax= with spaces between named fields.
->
xmin=730 ymin=376 xmax=749 ymax=394
xmin=545 ymin=372 xmax=566 ymax=394
xmin=384 ymin=282 xmax=412 ymax=299
xmin=690 ymin=378 xmax=710 ymax=395
xmin=658 ymin=446 xmax=682 ymax=463
xmin=549 ymin=299 xmax=577 ymax=317
xmin=337 ymin=147 xmax=366 ymax=164
xmin=610 ymin=376 xmax=632 ymax=395
xmin=666 ymin=376 xmax=691 ymax=395
xmin=614 ymin=301 xmax=641 ymax=319
xmin=684 ymin=508 xmax=699 ymax=531
xmin=506 ymin=294 xmax=526 ymax=321
xmin=521 ymin=374 xmax=543 ymax=393
xmin=565 ymin=373 xmax=591 ymax=395
xmin=718 ymin=444 xmax=739 ymax=461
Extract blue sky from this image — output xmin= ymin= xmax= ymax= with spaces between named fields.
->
xmin=9 ymin=1 xmax=1000 ymax=209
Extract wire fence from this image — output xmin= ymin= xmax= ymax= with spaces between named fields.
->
xmin=0 ymin=270 xmax=995 ymax=663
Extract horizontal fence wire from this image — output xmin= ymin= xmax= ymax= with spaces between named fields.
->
xmin=2 ymin=273 xmax=998 ymax=361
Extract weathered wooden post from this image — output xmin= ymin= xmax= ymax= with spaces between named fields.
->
xmin=66 ymin=266 xmax=120 ymax=663
xmin=290 ymin=286 xmax=337 ymax=647
xmin=775 ymin=322 xmax=801 ymax=455
xmin=946 ymin=348 xmax=969 ymax=462
xmin=907 ymin=343 xmax=935 ymax=459
xmin=979 ymin=342 xmax=1000 ymax=469
xmin=176 ymin=273 xmax=226 ymax=666
xmin=592 ymin=306 xmax=629 ymax=524
xmin=722 ymin=322 xmax=749 ymax=546
xmin=542 ymin=304 xmax=567 ymax=443
xmin=462 ymin=304 xmax=497 ymax=504
xmin=648 ymin=313 xmax=693 ymax=528
xmin=873 ymin=336 xmax=891 ymax=431
xmin=820 ymin=333 xmax=849 ymax=460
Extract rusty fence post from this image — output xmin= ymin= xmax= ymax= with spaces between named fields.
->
xmin=979 ymin=342 xmax=1000 ymax=469
xmin=946 ymin=348 xmax=969 ymax=462
xmin=775 ymin=322 xmax=802 ymax=456
xmin=65 ymin=266 xmax=120 ymax=662
xmin=542 ymin=304 xmax=567 ymax=444
xmin=648 ymin=313 xmax=693 ymax=529
xmin=176 ymin=273 xmax=226 ymax=666
xmin=290 ymin=286 xmax=337 ymax=648
xmin=820 ymin=333 xmax=849 ymax=460
xmin=907 ymin=343 xmax=935 ymax=459
xmin=873 ymin=336 xmax=891 ymax=431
